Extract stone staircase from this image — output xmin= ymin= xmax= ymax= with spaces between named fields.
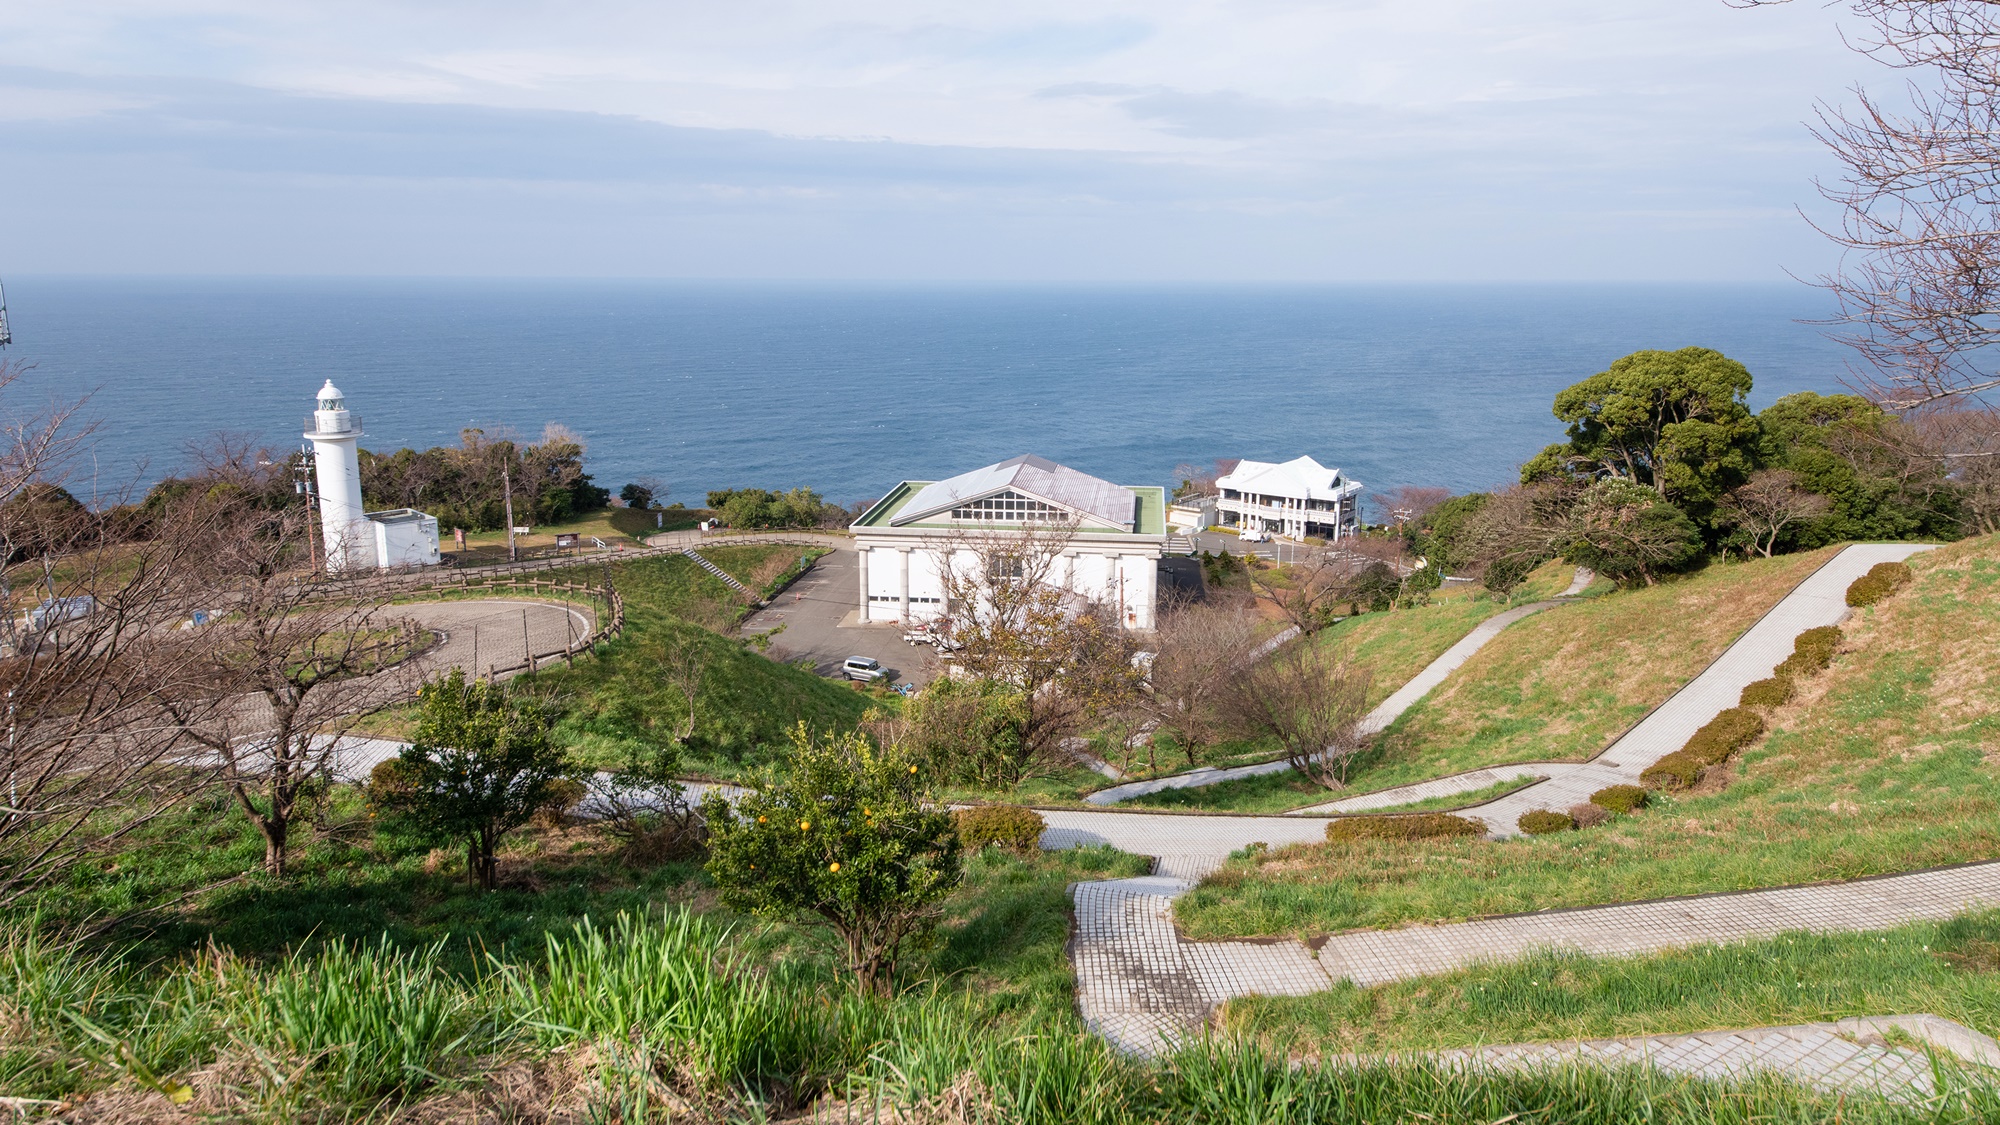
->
xmin=680 ymin=548 xmax=753 ymax=597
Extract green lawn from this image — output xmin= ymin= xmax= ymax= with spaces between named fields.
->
xmin=1121 ymin=768 xmax=1326 ymax=813
xmin=1332 ymin=547 xmax=1840 ymax=793
xmin=521 ymin=548 xmax=876 ymax=778
xmin=1177 ymin=536 xmax=1998 ymax=940
xmin=1315 ymin=590 xmax=1511 ymax=709
xmin=1226 ymin=910 xmax=2000 ymax=1052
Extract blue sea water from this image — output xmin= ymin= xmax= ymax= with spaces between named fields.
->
xmin=0 ymin=278 xmax=1855 ymax=509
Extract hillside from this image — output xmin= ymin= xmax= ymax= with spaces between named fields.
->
xmin=1343 ymin=546 xmax=1839 ymax=792
xmin=531 ymin=548 xmax=875 ymax=777
xmin=1177 ymin=534 xmax=2000 ymax=940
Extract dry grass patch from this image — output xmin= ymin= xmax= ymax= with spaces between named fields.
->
xmin=1346 ymin=547 xmax=1839 ymax=791
xmin=1177 ymin=536 xmax=2000 ymax=940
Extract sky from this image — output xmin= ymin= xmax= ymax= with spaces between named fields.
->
xmin=0 ymin=1 xmax=1879 ymax=281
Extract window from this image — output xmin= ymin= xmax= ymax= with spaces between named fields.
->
xmin=986 ymin=553 xmax=1026 ymax=581
xmin=950 ymin=490 xmax=1060 ymax=522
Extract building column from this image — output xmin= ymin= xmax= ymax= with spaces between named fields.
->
xmin=897 ymin=547 xmax=911 ymax=624
xmin=857 ymin=546 xmax=871 ymax=623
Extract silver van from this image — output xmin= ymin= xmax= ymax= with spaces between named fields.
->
xmin=841 ymin=656 xmax=887 ymax=682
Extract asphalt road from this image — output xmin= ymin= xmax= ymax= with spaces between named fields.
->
xmin=738 ymin=548 xmax=938 ymax=687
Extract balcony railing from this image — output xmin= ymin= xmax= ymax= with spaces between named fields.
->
xmin=1219 ymin=497 xmax=1344 ymax=516
xmin=305 ymin=414 xmax=362 ymax=436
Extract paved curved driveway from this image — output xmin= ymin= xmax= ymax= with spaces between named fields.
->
xmin=401 ymin=598 xmax=596 ymax=681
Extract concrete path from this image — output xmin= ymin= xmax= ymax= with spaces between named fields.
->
xmin=1353 ymin=1014 xmax=2000 ymax=1101
xmin=1055 ymin=543 xmax=1976 ymax=1067
xmin=1326 ymin=542 xmax=1934 ymax=832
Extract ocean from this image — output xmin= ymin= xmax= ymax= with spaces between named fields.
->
xmin=0 ymin=278 xmax=1856 ymax=509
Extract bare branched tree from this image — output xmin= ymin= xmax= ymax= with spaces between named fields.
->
xmin=933 ymin=517 xmax=1141 ymax=784
xmin=1139 ymin=599 xmax=1261 ymax=768
xmin=1246 ymin=545 xmax=1358 ymax=636
xmin=1737 ymin=1 xmax=2000 ymax=406
xmin=1721 ymin=469 xmax=1834 ymax=557
xmin=1373 ymin=485 xmax=1452 ymax=528
xmin=0 ymin=501 xmax=232 ymax=907
xmin=1920 ymin=406 xmax=2000 ymax=532
xmin=1223 ymin=641 xmax=1373 ymax=790
xmin=0 ymin=368 xmax=241 ymax=906
xmin=162 ymin=493 xmax=420 ymax=877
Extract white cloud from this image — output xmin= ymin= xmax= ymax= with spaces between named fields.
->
xmin=0 ymin=1 xmax=1882 ymax=278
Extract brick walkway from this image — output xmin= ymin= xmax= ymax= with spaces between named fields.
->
xmin=1357 ymin=1014 xmax=2000 ymax=1100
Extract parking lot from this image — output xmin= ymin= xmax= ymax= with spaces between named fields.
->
xmin=739 ymin=548 xmax=941 ymax=687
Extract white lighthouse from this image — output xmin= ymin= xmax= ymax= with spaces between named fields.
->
xmin=306 ymin=380 xmax=370 ymax=572
xmin=305 ymin=381 xmax=440 ymax=573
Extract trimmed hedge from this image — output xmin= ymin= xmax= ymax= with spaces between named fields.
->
xmin=1326 ymin=813 xmax=1484 ymax=842
xmin=1569 ymin=803 xmax=1611 ymax=829
xmin=952 ymin=805 xmax=1046 ymax=855
xmin=1518 ymin=809 xmax=1575 ymax=835
xmin=1683 ymin=707 xmax=1766 ymax=765
xmin=1641 ymin=706 xmax=1766 ymax=790
xmin=1640 ymin=752 xmax=1703 ymax=790
xmin=1738 ymin=676 xmax=1795 ymax=709
xmin=1846 ymin=561 xmax=1913 ymax=607
xmin=1590 ymin=784 xmax=1648 ymax=814
xmin=1776 ymin=626 xmax=1841 ymax=679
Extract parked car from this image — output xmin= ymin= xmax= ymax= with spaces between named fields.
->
xmin=841 ymin=656 xmax=888 ymax=682
xmin=1238 ymin=528 xmax=1269 ymax=543
xmin=28 ymin=596 xmax=95 ymax=630
xmin=903 ymin=626 xmax=934 ymax=646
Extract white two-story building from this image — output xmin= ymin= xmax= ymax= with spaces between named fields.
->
xmin=850 ymin=454 xmax=1168 ymax=630
xmin=1215 ymin=455 xmax=1363 ymax=541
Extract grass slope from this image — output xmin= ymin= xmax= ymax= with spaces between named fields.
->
xmin=1343 ymin=547 xmax=1838 ymax=792
xmin=1178 ymin=536 xmax=1998 ymax=939
xmin=528 ymin=549 xmax=872 ymax=777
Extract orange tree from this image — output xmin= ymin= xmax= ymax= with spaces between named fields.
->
xmin=701 ymin=725 xmax=961 ymax=994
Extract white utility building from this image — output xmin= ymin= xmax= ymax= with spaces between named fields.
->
xmin=304 ymin=381 xmax=440 ymax=573
xmin=1215 ymin=455 xmax=1363 ymax=541
xmin=851 ymin=454 xmax=1168 ymax=630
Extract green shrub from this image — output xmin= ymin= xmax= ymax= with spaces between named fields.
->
xmin=1517 ymin=809 xmax=1575 ymax=835
xmin=1681 ymin=707 xmax=1765 ymax=766
xmin=1738 ymin=676 xmax=1795 ymax=709
xmin=1589 ymin=784 xmax=1648 ymax=813
xmin=252 ymin=938 xmax=474 ymax=1102
xmin=703 ymin=726 xmax=962 ymax=993
xmin=1794 ymin=625 xmax=1842 ymax=661
xmin=952 ymin=805 xmax=1047 ymax=855
xmin=1776 ymin=626 xmax=1842 ymax=678
xmin=1846 ymin=561 xmax=1913 ymax=607
xmin=1326 ymin=813 xmax=1484 ymax=842
xmin=1639 ymin=751 xmax=1703 ymax=790
xmin=1568 ymin=803 xmax=1611 ymax=829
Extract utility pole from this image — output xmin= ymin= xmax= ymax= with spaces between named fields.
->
xmin=502 ymin=465 xmax=518 ymax=563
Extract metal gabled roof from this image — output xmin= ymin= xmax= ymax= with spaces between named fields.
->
xmin=893 ymin=454 xmax=1137 ymax=530
xmin=1217 ymin=455 xmax=1361 ymax=499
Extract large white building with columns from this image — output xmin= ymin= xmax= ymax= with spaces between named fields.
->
xmin=850 ymin=455 xmax=1168 ymax=630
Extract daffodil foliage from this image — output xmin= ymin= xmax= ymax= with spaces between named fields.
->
xmin=703 ymin=725 xmax=961 ymax=994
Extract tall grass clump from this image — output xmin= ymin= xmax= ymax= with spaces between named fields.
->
xmin=502 ymin=909 xmax=793 ymax=1088
xmin=248 ymin=937 xmax=479 ymax=1101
